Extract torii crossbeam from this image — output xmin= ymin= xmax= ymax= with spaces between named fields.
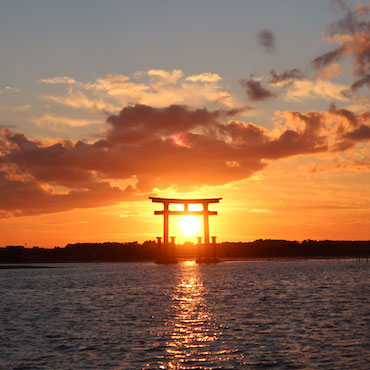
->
xmin=149 ymin=197 xmax=222 ymax=245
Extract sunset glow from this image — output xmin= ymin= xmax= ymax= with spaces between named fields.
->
xmin=179 ymin=216 xmax=200 ymax=237
xmin=0 ymin=1 xmax=369 ymax=247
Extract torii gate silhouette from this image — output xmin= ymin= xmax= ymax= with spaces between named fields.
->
xmin=149 ymin=197 xmax=222 ymax=246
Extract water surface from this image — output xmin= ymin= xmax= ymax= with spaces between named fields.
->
xmin=0 ymin=260 xmax=369 ymax=369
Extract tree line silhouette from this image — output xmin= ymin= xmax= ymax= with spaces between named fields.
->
xmin=1 ymin=239 xmax=369 ymax=263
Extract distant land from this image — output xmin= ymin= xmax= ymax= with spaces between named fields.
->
xmin=1 ymin=240 xmax=369 ymax=263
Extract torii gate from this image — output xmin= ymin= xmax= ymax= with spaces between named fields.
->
xmin=149 ymin=197 xmax=222 ymax=246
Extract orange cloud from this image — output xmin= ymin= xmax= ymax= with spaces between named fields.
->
xmin=186 ymin=73 xmax=222 ymax=82
xmin=40 ymin=76 xmax=76 ymax=84
xmin=1 ymin=103 xmax=368 ymax=217
xmin=32 ymin=114 xmax=101 ymax=129
xmin=317 ymin=63 xmax=343 ymax=79
xmin=0 ymin=105 xmax=32 ymax=112
xmin=283 ymin=79 xmax=349 ymax=102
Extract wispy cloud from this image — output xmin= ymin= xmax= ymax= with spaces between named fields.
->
xmin=186 ymin=73 xmax=222 ymax=82
xmin=0 ymin=86 xmax=21 ymax=93
xmin=0 ymin=105 xmax=32 ymax=112
xmin=32 ymin=114 xmax=102 ymax=129
xmin=40 ymin=76 xmax=76 ymax=84
xmin=42 ymin=69 xmax=240 ymax=114
xmin=283 ymin=78 xmax=349 ymax=102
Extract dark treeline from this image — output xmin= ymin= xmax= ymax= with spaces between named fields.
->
xmin=1 ymin=239 xmax=370 ymax=263
xmin=217 ymin=240 xmax=370 ymax=259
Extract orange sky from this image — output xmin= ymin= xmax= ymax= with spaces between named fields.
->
xmin=2 ymin=157 xmax=369 ymax=247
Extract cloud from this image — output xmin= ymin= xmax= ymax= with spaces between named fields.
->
xmin=45 ymin=89 xmax=119 ymax=113
xmin=105 ymin=104 xmax=229 ymax=144
xmin=0 ymin=105 xmax=32 ymax=112
xmin=87 ymin=73 xmax=148 ymax=97
xmin=1 ymin=102 xmax=368 ymax=217
xmin=283 ymin=78 xmax=349 ymax=102
xmin=312 ymin=2 xmax=370 ymax=76
xmin=269 ymin=69 xmax=305 ymax=85
xmin=2 ymin=4 xmax=369 ymax=219
xmin=257 ymin=30 xmax=275 ymax=53
xmin=43 ymin=69 xmax=239 ymax=113
xmin=329 ymin=103 xmax=360 ymax=127
xmin=0 ymin=169 xmax=135 ymax=217
xmin=146 ymin=69 xmax=183 ymax=83
xmin=299 ymin=149 xmax=370 ymax=174
xmin=240 ymin=78 xmax=277 ymax=101
xmin=0 ymin=86 xmax=20 ymax=93
xmin=0 ymin=128 xmax=138 ymax=217
xmin=350 ymin=73 xmax=370 ymax=91
xmin=344 ymin=124 xmax=370 ymax=141
xmin=186 ymin=73 xmax=222 ymax=82
xmin=32 ymin=114 xmax=102 ymax=129
xmin=317 ymin=63 xmax=343 ymax=79
xmin=242 ymin=70 xmax=350 ymax=103
xmin=40 ymin=76 xmax=76 ymax=84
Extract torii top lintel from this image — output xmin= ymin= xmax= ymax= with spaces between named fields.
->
xmin=149 ymin=197 xmax=222 ymax=204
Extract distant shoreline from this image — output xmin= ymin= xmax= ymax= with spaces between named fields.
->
xmin=1 ymin=240 xmax=369 ymax=264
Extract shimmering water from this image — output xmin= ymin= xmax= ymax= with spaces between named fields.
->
xmin=0 ymin=260 xmax=369 ymax=369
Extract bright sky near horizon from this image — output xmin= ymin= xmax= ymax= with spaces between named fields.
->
xmin=0 ymin=0 xmax=369 ymax=247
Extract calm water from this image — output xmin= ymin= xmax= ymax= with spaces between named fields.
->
xmin=0 ymin=260 xmax=369 ymax=369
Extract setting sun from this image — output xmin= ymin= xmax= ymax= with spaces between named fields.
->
xmin=179 ymin=216 xmax=200 ymax=237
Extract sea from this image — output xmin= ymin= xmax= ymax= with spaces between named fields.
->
xmin=0 ymin=259 xmax=369 ymax=369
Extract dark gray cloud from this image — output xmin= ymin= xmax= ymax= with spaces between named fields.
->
xmin=269 ymin=69 xmax=305 ymax=84
xmin=312 ymin=49 xmax=343 ymax=71
xmin=351 ymin=73 xmax=370 ymax=90
xmin=240 ymin=79 xmax=277 ymax=101
xmin=329 ymin=0 xmax=369 ymax=35
xmin=257 ymin=30 xmax=275 ymax=53
xmin=341 ymin=73 xmax=370 ymax=97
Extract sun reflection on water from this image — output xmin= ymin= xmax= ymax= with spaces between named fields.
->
xmin=159 ymin=262 xmax=222 ymax=369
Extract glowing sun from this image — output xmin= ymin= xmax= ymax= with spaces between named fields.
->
xmin=179 ymin=215 xmax=200 ymax=236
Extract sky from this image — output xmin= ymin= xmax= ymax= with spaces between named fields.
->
xmin=0 ymin=0 xmax=369 ymax=247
